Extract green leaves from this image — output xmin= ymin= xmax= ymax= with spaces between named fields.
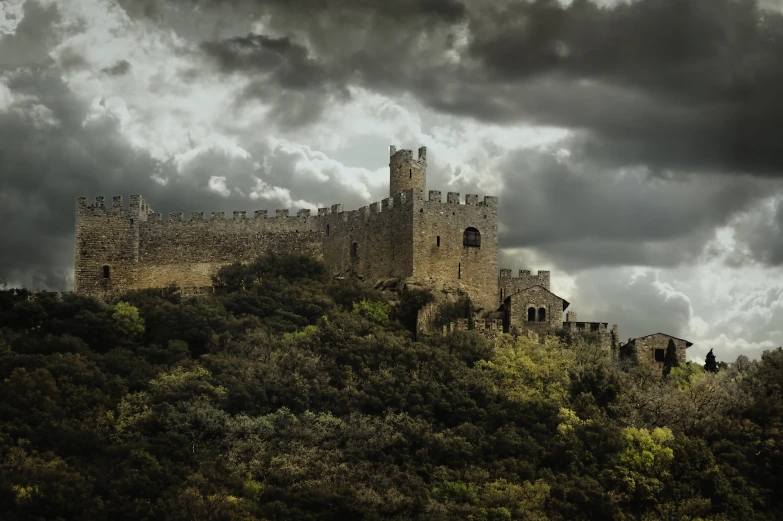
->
xmin=112 ymin=302 xmax=145 ymax=338
xmin=1 ymin=256 xmax=782 ymax=520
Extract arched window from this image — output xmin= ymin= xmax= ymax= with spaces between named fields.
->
xmin=351 ymin=242 xmax=358 ymax=257
xmin=326 ymin=224 xmax=330 ymax=237
xmin=102 ymin=265 xmax=110 ymax=279
xmin=538 ymin=307 xmax=546 ymax=322
xmin=463 ymin=227 xmax=481 ymax=248
xmin=527 ymin=307 xmax=536 ymax=321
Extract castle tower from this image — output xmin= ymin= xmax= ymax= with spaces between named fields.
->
xmin=389 ymin=145 xmax=426 ymax=197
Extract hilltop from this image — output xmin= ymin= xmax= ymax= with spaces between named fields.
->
xmin=0 ymin=254 xmax=781 ymax=521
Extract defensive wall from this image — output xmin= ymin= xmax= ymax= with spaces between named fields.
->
xmin=498 ymin=269 xmax=551 ymax=307
xmin=71 ymin=144 xmax=659 ymax=357
xmin=75 ymin=174 xmax=498 ymax=311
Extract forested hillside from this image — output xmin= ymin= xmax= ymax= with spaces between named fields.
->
xmin=0 ymin=255 xmax=781 ymax=521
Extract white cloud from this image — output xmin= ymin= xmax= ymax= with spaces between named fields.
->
xmin=208 ymin=176 xmax=231 ymax=197
xmin=0 ymin=0 xmax=25 ymax=36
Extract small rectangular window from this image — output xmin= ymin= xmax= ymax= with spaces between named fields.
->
xmin=458 ymin=263 xmax=461 ymax=279
xmin=655 ymin=349 xmax=665 ymax=362
xmin=103 ymin=265 xmax=110 ymax=278
xmin=436 ymin=236 xmax=440 ymax=247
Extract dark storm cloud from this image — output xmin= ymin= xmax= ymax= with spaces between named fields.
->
xmin=480 ymin=145 xmax=771 ymax=270
xmin=4 ymin=0 xmax=783 ymax=293
xmin=102 ymin=59 xmax=132 ymax=76
xmin=0 ymin=64 xmax=348 ymax=290
xmin=200 ymin=33 xmax=351 ymax=126
xmin=134 ymin=0 xmax=783 ymax=178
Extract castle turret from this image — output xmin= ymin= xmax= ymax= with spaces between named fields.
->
xmin=390 ymin=145 xmax=426 ymax=197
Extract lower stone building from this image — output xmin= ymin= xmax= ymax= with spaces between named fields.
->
xmin=503 ymin=285 xmax=569 ymax=337
xmin=620 ymin=333 xmax=692 ymax=366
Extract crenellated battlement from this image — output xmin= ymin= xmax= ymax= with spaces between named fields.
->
xmin=76 ymin=195 xmax=155 ymax=218
xmin=422 ymin=190 xmax=498 ymax=207
xmin=27 ymin=290 xmax=72 ymax=301
xmin=498 ymin=269 xmax=551 ymax=300
xmin=499 ymin=269 xmax=551 ymax=281
xmin=143 ymin=208 xmax=322 ymax=223
xmin=130 ymin=186 xmax=498 ymax=227
xmin=72 ymin=143 xmax=627 ymax=356
xmin=441 ymin=317 xmax=504 ymax=336
xmin=75 ymin=146 xmax=499 ymax=313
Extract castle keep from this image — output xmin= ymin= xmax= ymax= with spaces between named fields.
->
xmin=76 ymin=146 xmax=498 ymax=311
xmin=74 ymin=144 xmax=690 ymax=362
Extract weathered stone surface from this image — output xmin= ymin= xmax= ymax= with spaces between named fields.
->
xmin=74 ymin=145 xmax=498 ymax=311
xmin=505 ymin=285 xmax=568 ymax=336
xmin=73 ymin=145 xmax=691 ymax=359
xmin=625 ymin=333 xmax=691 ymax=366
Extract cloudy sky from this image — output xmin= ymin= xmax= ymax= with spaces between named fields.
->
xmin=3 ymin=0 xmax=783 ymax=363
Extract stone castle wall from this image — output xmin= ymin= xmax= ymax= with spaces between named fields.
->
xmin=505 ymin=286 xmax=565 ymax=335
xmin=627 ymin=334 xmax=688 ymax=365
xmin=321 ymin=191 xmax=415 ymax=282
xmin=75 ymin=195 xmax=153 ymax=295
xmin=136 ymin=209 xmax=323 ymax=289
xmin=498 ymin=269 xmax=550 ymax=307
xmin=412 ymin=190 xmax=499 ymax=312
xmin=74 ymin=142 xmax=500 ymax=308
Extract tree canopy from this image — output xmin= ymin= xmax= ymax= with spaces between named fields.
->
xmin=0 ymin=254 xmax=780 ymax=520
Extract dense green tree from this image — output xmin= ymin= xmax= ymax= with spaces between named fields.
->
xmin=662 ymin=338 xmax=680 ymax=377
xmin=0 ymin=255 xmax=780 ymax=520
xmin=705 ymin=348 xmax=719 ymax=373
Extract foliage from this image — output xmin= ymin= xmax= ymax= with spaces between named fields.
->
xmin=352 ymin=299 xmax=390 ymax=325
xmin=390 ymin=287 xmax=433 ymax=332
xmin=0 ymin=256 xmax=780 ymax=520
xmin=432 ymin=295 xmax=474 ymax=330
xmin=705 ymin=348 xmax=719 ymax=373
xmin=662 ymin=338 xmax=680 ymax=377
xmin=112 ymin=301 xmax=145 ymax=337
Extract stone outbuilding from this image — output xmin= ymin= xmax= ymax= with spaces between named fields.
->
xmin=622 ymin=333 xmax=692 ymax=366
xmin=504 ymin=285 xmax=569 ymax=336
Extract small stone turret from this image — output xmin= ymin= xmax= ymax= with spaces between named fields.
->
xmin=389 ymin=145 xmax=426 ymax=197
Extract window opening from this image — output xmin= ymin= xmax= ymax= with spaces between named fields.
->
xmin=528 ymin=307 xmax=536 ymax=321
xmin=351 ymin=242 xmax=358 ymax=257
xmin=463 ymin=227 xmax=481 ymax=248
xmin=410 ymin=168 xmax=412 ymax=178
xmin=655 ymin=349 xmax=665 ymax=362
xmin=590 ymin=323 xmax=599 ymax=332
xmin=326 ymin=224 xmax=330 ymax=237
xmin=538 ymin=307 xmax=546 ymax=322
xmin=102 ymin=265 xmax=110 ymax=279
xmin=458 ymin=263 xmax=461 ymax=279
xmin=436 ymin=236 xmax=440 ymax=247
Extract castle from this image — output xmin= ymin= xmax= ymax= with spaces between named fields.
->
xmin=74 ymin=145 xmax=690 ymax=363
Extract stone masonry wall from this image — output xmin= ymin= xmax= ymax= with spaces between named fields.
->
xmin=506 ymin=286 xmax=565 ymax=336
xmin=498 ymin=270 xmax=551 ymax=308
xmin=74 ymin=145 xmax=500 ymax=314
xmin=75 ymin=195 xmax=153 ymax=295
xmin=136 ymin=209 xmax=323 ymax=289
xmin=321 ymin=190 xmax=415 ymax=282
xmin=389 ymin=146 xmax=426 ymax=197
xmin=630 ymin=334 xmax=688 ymax=366
xmin=412 ymin=190 xmax=498 ymax=312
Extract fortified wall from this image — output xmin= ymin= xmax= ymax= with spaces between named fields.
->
xmin=73 ymin=143 xmax=690 ymax=362
xmin=75 ymin=146 xmax=499 ymax=311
